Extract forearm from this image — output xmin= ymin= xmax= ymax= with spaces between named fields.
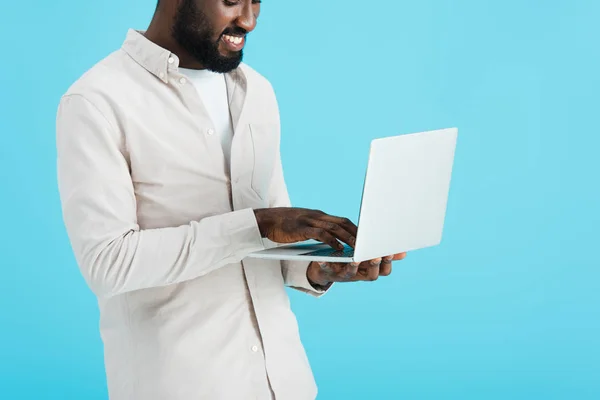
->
xmin=67 ymin=208 xmax=264 ymax=298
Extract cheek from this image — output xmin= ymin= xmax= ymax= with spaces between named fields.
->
xmin=213 ymin=23 xmax=228 ymax=39
xmin=207 ymin=8 xmax=238 ymax=31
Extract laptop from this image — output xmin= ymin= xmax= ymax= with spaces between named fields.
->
xmin=247 ymin=127 xmax=458 ymax=263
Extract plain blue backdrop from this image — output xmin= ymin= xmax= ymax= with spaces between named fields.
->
xmin=1 ymin=0 xmax=599 ymax=399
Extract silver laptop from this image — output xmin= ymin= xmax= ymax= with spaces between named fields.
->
xmin=247 ymin=127 xmax=458 ymax=263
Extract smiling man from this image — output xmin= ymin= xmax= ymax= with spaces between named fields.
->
xmin=56 ymin=1 xmax=405 ymax=399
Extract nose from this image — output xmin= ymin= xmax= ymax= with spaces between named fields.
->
xmin=235 ymin=1 xmax=258 ymax=33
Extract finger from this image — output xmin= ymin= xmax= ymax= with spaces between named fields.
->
xmin=394 ymin=252 xmax=407 ymax=260
xmin=310 ymin=220 xmax=356 ymax=248
xmin=318 ymin=262 xmax=358 ymax=282
xmin=368 ymin=258 xmax=382 ymax=281
xmin=358 ymin=258 xmax=381 ymax=281
xmin=339 ymin=262 xmax=359 ymax=280
xmin=380 ymin=256 xmax=393 ymax=276
xmin=317 ymin=261 xmax=334 ymax=275
xmin=305 ymin=228 xmax=344 ymax=250
xmin=321 ymin=215 xmax=359 ymax=238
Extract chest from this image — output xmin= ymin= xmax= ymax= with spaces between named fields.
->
xmin=115 ymin=79 xmax=280 ymax=214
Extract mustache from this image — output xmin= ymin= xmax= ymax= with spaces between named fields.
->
xmin=221 ymin=27 xmax=248 ymax=37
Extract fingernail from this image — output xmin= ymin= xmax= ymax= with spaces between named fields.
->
xmin=384 ymin=256 xmax=394 ymax=262
xmin=318 ymin=262 xmax=328 ymax=269
xmin=350 ymin=262 xmax=359 ymax=267
xmin=370 ymin=258 xmax=382 ymax=266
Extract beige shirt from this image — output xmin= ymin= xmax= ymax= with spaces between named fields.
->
xmin=56 ymin=29 xmax=327 ymax=400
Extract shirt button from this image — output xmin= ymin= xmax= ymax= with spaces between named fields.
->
xmin=168 ymin=57 xmax=174 ymax=64
xmin=251 ymin=346 xmax=258 ymax=353
xmin=207 ymin=129 xmax=214 ymax=136
xmin=179 ymin=77 xmax=186 ymax=84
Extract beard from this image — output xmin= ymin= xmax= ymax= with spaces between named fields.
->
xmin=171 ymin=0 xmax=244 ymax=73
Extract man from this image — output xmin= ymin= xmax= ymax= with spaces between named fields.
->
xmin=56 ymin=0 xmax=406 ymax=399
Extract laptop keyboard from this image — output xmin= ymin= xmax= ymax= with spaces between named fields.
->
xmin=301 ymin=245 xmax=355 ymax=258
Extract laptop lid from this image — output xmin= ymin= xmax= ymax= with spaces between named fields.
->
xmin=353 ymin=128 xmax=458 ymax=262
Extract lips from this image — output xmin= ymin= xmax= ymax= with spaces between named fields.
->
xmin=221 ymin=34 xmax=245 ymax=52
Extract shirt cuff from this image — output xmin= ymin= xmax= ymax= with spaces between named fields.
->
xmin=282 ymin=259 xmax=333 ymax=297
xmin=225 ymin=208 xmax=266 ymax=257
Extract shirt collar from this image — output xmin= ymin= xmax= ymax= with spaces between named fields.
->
xmin=121 ymin=29 xmax=177 ymax=84
xmin=121 ymin=29 xmax=248 ymax=128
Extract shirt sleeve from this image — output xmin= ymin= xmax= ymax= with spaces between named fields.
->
xmin=56 ymin=94 xmax=266 ymax=298
xmin=267 ymin=118 xmax=332 ymax=297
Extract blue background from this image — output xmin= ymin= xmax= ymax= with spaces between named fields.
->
xmin=1 ymin=0 xmax=599 ymax=399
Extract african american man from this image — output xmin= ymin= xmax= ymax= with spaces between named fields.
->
xmin=56 ymin=0 xmax=406 ymax=399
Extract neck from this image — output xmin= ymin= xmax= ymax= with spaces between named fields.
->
xmin=144 ymin=12 xmax=206 ymax=70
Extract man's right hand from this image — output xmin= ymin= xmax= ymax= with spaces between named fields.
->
xmin=253 ymin=207 xmax=358 ymax=250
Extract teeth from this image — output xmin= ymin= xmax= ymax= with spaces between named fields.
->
xmin=224 ymin=35 xmax=243 ymax=45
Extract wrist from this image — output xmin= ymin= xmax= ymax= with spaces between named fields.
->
xmin=253 ymin=209 xmax=267 ymax=237
xmin=307 ymin=262 xmax=332 ymax=289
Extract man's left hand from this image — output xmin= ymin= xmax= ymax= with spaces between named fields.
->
xmin=306 ymin=253 xmax=407 ymax=288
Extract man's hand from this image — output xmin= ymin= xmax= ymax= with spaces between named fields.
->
xmin=254 ymin=207 xmax=357 ymax=249
xmin=252 ymin=207 xmax=407 ymax=288
xmin=306 ymin=253 xmax=407 ymax=288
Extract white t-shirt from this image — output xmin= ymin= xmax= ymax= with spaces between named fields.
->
xmin=179 ymin=68 xmax=234 ymax=167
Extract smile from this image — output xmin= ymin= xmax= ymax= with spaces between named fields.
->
xmin=223 ymin=34 xmax=243 ymax=45
xmin=221 ymin=34 xmax=245 ymax=51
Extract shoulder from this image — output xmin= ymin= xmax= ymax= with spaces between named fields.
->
xmin=65 ymin=50 xmax=119 ymax=93
xmin=58 ymin=49 xmax=144 ymax=125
